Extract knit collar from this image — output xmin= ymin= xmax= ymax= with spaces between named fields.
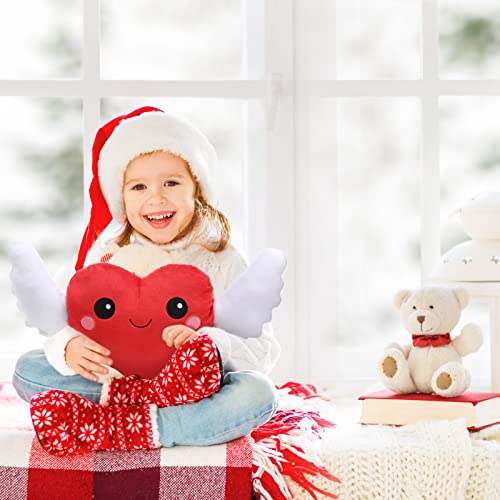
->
xmin=129 ymin=216 xmax=218 ymax=252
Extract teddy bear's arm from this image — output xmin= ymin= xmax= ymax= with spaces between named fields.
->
xmin=452 ymin=323 xmax=483 ymax=357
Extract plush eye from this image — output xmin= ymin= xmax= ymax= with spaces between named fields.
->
xmin=412 ymin=306 xmax=417 ymax=310
xmin=429 ymin=305 xmax=434 ymax=309
xmin=94 ymin=298 xmax=115 ymax=319
xmin=166 ymin=297 xmax=188 ymax=319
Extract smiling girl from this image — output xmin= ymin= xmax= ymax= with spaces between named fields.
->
xmin=13 ymin=106 xmax=280 ymax=455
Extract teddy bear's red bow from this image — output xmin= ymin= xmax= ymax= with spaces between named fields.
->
xmin=412 ymin=333 xmax=451 ymax=348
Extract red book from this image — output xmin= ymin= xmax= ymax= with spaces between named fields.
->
xmin=358 ymin=389 xmax=500 ymax=431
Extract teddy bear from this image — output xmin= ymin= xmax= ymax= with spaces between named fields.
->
xmin=378 ymin=286 xmax=483 ymax=398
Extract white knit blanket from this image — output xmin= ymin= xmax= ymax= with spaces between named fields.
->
xmin=285 ymin=416 xmax=500 ymax=499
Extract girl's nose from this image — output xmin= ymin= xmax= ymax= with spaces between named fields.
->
xmin=147 ymin=188 xmax=167 ymax=202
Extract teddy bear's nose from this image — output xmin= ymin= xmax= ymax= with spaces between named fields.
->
xmin=417 ymin=315 xmax=425 ymax=324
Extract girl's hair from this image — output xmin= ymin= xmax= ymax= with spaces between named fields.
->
xmin=116 ymin=155 xmax=231 ymax=252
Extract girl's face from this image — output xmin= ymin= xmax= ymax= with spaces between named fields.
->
xmin=123 ymin=150 xmax=196 ymax=244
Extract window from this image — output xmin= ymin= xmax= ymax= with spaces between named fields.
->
xmin=294 ymin=0 xmax=499 ymax=394
xmin=0 ymin=96 xmax=83 ymax=363
xmin=1 ymin=1 xmax=498 ymax=394
xmin=1 ymin=0 xmax=271 ymax=381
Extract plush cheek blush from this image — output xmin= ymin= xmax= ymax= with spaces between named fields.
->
xmin=186 ymin=315 xmax=201 ymax=330
xmin=80 ymin=315 xmax=96 ymax=331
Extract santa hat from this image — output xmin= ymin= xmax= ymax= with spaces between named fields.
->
xmin=75 ymin=106 xmax=217 ymax=270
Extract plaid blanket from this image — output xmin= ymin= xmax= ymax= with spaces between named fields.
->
xmin=0 ymin=384 xmax=252 ymax=500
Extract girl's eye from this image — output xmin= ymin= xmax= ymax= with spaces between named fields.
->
xmin=132 ymin=184 xmax=146 ymax=191
xmin=429 ymin=305 xmax=434 ymax=309
xmin=412 ymin=306 xmax=417 ymax=310
xmin=164 ymin=180 xmax=178 ymax=187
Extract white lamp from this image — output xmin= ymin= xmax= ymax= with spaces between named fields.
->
xmin=432 ymin=191 xmax=500 ymax=391
xmin=433 ymin=191 xmax=500 ymax=282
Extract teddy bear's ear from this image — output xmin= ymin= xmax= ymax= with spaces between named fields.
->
xmin=394 ymin=289 xmax=411 ymax=309
xmin=453 ymin=287 xmax=469 ymax=309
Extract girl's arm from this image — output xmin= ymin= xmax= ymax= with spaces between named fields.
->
xmin=43 ymin=240 xmax=117 ymax=375
xmin=201 ymin=323 xmax=280 ymax=375
xmin=199 ymin=247 xmax=282 ymax=375
xmin=44 ymin=326 xmax=81 ymax=375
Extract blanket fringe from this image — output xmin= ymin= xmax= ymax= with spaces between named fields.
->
xmin=276 ymin=381 xmax=332 ymax=402
xmin=251 ymin=408 xmax=340 ymax=500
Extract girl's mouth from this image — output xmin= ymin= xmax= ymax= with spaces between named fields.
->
xmin=143 ymin=211 xmax=175 ymax=229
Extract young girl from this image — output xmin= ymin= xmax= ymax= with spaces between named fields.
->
xmin=13 ymin=106 xmax=280 ymax=455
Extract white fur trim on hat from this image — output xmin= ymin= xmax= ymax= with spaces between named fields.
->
xmin=98 ymin=110 xmax=216 ymax=222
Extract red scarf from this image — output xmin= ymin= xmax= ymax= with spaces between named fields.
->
xmin=412 ymin=333 xmax=451 ymax=348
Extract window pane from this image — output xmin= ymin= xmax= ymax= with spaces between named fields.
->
xmin=306 ymin=98 xmax=421 ymax=385
xmin=0 ymin=1 xmax=82 ymax=79
xmin=336 ymin=0 xmax=421 ymax=80
xmin=101 ymin=98 xmax=244 ymax=247
xmin=0 ymin=98 xmax=83 ymax=380
xmin=440 ymin=97 xmax=500 ymax=253
xmin=101 ymin=1 xmax=243 ymax=80
xmin=440 ymin=0 xmax=500 ymax=79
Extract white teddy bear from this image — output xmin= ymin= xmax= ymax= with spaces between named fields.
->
xmin=378 ymin=286 xmax=483 ymax=398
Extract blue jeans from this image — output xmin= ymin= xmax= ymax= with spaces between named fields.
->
xmin=12 ymin=349 xmax=278 ymax=447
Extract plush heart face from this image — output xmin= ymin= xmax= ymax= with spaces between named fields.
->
xmin=66 ymin=263 xmax=214 ymax=378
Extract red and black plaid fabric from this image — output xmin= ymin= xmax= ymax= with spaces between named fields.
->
xmin=0 ymin=384 xmax=252 ymax=500
xmin=1 ymin=437 xmax=252 ymax=500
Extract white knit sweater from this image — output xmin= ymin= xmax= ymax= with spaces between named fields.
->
xmin=44 ymin=220 xmax=281 ymax=377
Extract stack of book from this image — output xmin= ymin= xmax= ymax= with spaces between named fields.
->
xmin=358 ymin=389 xmax=500 ymax=431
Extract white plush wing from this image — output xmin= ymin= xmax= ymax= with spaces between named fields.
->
xmin=214 ymin=248 xmax=286 ymax=338
xmin=9 ymin=243 xmax=68 ymax=336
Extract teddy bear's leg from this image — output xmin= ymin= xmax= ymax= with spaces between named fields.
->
xmin=431 ymin=362 xmax=470 ymax=398
xmin=378 ymin=348 xmax=417 ymax=393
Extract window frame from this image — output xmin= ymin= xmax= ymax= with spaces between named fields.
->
xmin=3 ymin=0 xmax=499 ymax=386
xmin=293 ymin=0 xmax=500 ymax=391
xmin=0 ymin=0 xmax=298 ymax=384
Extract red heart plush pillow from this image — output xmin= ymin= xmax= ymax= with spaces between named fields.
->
xmin=66 ymin=263 xmax=214 ymax=378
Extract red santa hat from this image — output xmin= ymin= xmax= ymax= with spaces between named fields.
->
xmin=75 ymin=106 xmax=217 ymax=270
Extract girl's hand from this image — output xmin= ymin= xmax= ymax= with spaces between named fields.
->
xmin=65 ymin=335 xmax=113 ymax=382
xmin=162 ymin=325 xmax=199 ymax=349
